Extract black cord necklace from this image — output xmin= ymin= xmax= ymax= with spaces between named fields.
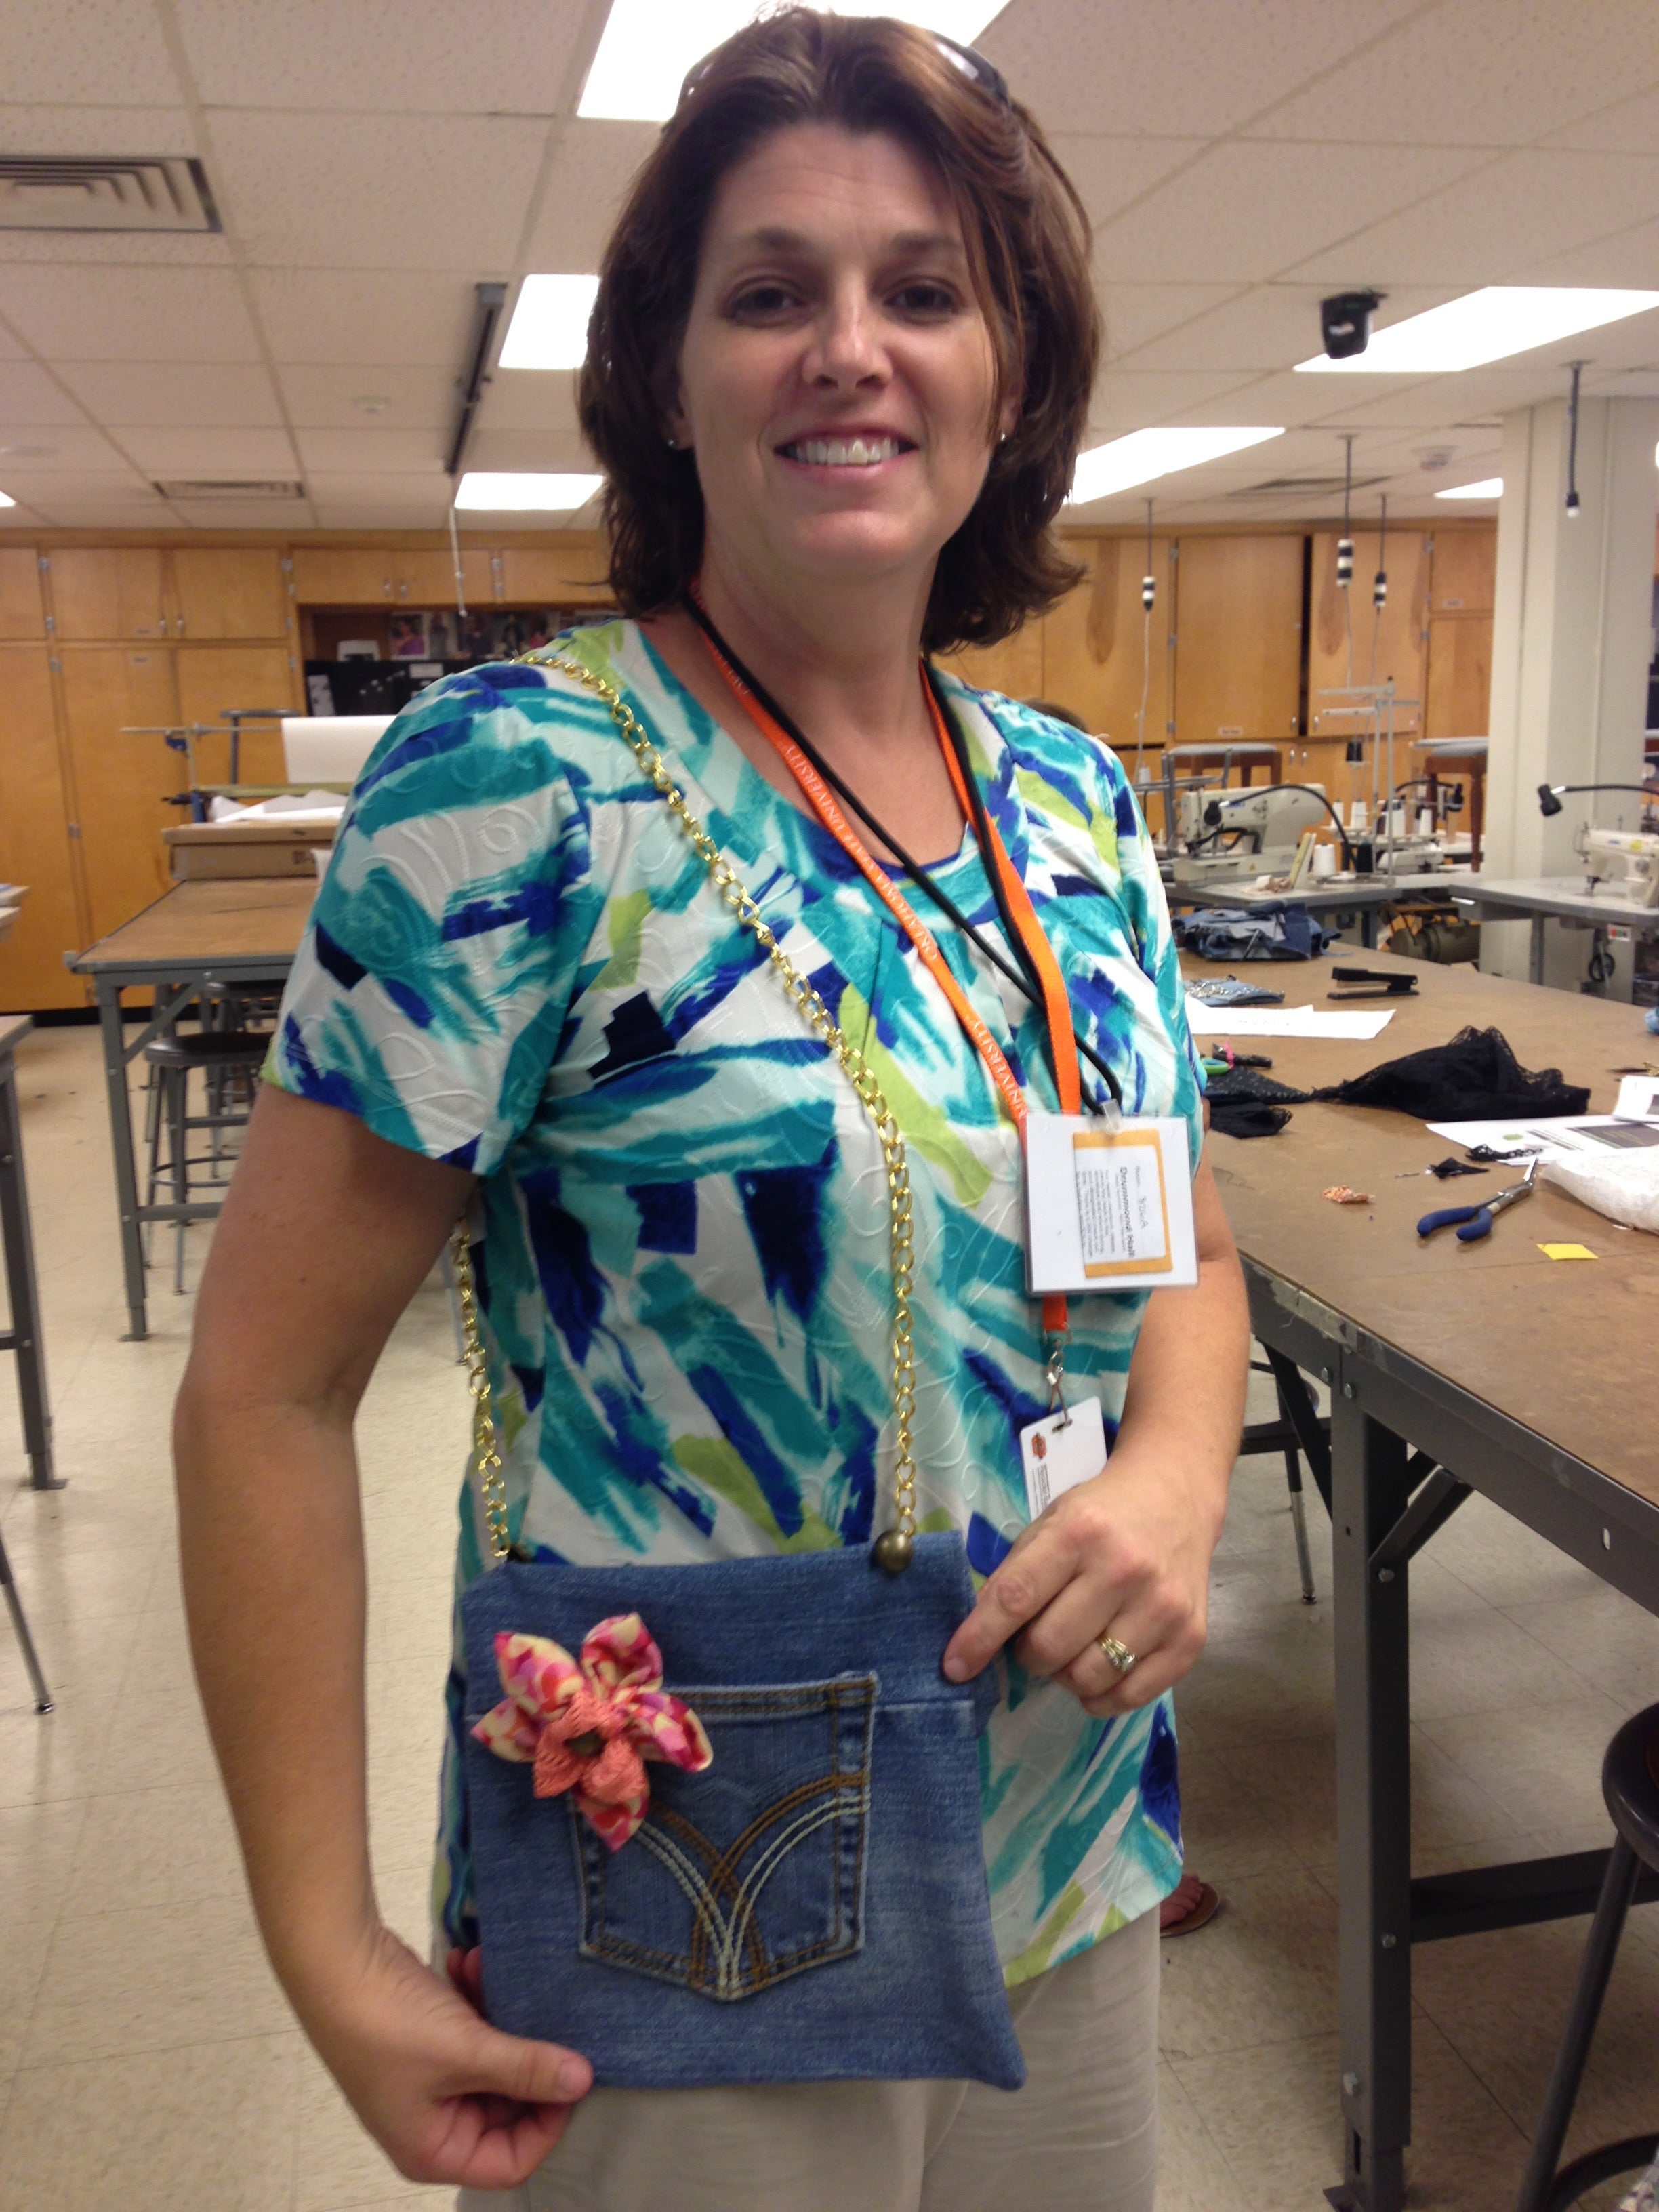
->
xmin=680 ymin=593 xmax=1124 ymax=1111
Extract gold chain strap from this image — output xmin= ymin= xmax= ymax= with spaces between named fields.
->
xmin=451 ymin=650 xmax=919 ymax=1572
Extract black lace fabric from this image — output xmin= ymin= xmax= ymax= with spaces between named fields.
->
xmin=1309 ymin=1026 xmax=1591 ymax=1119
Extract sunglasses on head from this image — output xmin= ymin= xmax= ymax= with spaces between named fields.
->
xmin=930 ymin=31 xmax=1010 ymax=104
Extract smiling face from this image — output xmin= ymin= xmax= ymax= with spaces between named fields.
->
xmin=667 ymin=121 xmax=1015 ymax=612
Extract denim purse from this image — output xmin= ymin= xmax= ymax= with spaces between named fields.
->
xmin=451 ymin=654 xmax=1024 ymax=2093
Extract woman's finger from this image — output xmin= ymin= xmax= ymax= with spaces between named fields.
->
xmin=941 ymin=1518 xmax=1078 ymax=1680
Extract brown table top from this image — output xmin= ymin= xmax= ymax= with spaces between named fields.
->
xmin=70 ymin=878 xmax=316 ymax=977
xmin=0 ymin=1013 xmax=33 ymax=1063
xmin=1187 ymin=947 xmax=1659 ymax=1502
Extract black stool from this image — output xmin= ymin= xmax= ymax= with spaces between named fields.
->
xmin=142 ymin=1031 xmax=266 ymax=1292
xmin=1515 ymin=1704 xmax=1659 ymax=2211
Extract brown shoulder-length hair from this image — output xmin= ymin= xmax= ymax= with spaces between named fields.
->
xmin=577 ymin=7 xmax=1099 ymax=653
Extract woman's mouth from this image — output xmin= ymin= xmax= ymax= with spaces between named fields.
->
xmin=776 ymin=435 xmax=915 ymax=466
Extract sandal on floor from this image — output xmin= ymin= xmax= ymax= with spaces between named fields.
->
xmin=1160 ymin=1875 xmax=1222 ymax=1938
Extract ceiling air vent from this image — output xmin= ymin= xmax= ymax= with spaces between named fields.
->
xmin=0 ymin=156 xmax=220 ymax=232
xmin=1225 ymin=473 xmax=1390 ymax=501
xmin=155 ymin=479 xmax=306 ymax=501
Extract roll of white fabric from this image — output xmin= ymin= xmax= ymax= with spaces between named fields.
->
xmin=281 ymin=715 xmax=395 ymax=784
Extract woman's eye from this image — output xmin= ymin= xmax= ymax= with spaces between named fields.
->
xmin=729 ymin=284 xmax=802 ymax=319
xmin=890 ymin=281 xmax=960 ymax=317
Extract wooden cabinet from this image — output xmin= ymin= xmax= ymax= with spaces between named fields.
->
xmin=1172 ymin=535 xmax=1304 ymax=745
xmin=0 ymin=548 xmax=45 ymax=640
xmin=1425 ymin=613 xmax=1492 ymax=739
xmin=935 ymin=621 xmax=1044 ymax=706
xmin=1041 ymin=535 xmax=1175 ymax=756
xmin=47 ymin=547 xmax=171 ymax=640
xmin=175 ymin=646 xmax=298 ymax=786
xmin=58 ymin=647 xmax=180 ymax=942
xmin=497 ymin=544 xmax=612 ymax=605
xmin=1428 ymin=527 xmax=1496 ymax=614
xmin=289 ymin=545 xmax=494 ymax=606
xmin=0 ymin=647 xmax=84 ymax=1009
xmin=172 ymin=546 xmax=288 ymax=639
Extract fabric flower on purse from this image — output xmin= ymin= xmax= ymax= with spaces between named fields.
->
xmin=472 ymin=1612 xmax=712 ymax=1850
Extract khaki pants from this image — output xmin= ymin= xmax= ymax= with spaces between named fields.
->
xmin=459 ymin=1907 xmax=1160 ymax=2212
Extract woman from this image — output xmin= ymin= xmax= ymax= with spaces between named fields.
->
xmin=175 ymin=13 xmax=1247 ymax=2210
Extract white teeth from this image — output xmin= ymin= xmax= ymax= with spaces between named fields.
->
xmin=787 ymin=436 xmax=903 ymax=466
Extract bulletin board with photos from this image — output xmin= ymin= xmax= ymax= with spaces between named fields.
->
xmin=303 ymin=602 xmax=615 ymax=718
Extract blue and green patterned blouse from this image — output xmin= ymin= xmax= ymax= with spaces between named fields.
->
xmin=269 ymin=618 xmax=1204 ymax=1986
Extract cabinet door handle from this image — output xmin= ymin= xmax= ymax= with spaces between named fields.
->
xmin=176 ymin=615 xmax=186 ymax=637
xmin=383 ymin=578 xmax=393 ymax=597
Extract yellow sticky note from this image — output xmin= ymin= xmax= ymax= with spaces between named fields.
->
xmin=1539 ymin=1242 xmax=1597 ymax=1261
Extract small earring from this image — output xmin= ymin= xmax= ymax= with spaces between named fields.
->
xmin=665 ymin=434 xmax=677 ymax=449
xmin=998 ymin=430 xmax=1008 ymax=445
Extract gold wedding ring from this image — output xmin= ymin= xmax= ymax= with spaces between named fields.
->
xmin=1097 ymin=1633 xmax=1137 ymax=1677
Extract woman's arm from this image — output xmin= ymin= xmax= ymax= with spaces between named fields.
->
xmin=942 ymin=1151 xmax=1248 ymax=1711
xmin=174 ymin=1086 xmax=591 ymax=2188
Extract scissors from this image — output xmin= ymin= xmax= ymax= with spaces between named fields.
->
xmin=1417 ymin=1158 xmax=1538 ymax=1244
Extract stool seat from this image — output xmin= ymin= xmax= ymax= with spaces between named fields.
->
xmin=143 ymin=1032 xmax=267 ymax=1069
xmin=1603 ymin=1704 xmax=1659 ymax=1871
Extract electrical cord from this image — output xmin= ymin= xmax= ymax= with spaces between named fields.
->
xmin=1202 ymin=783 xmax=1355 ymax=869
xmin=680 ymin=594 xmax=1124 ymax=1110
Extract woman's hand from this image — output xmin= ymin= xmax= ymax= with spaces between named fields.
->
xmin=941 ymin=1437 xmax=1225 ymax=1715
xmin=299 ymin=1922 xmax=592 ymax=2190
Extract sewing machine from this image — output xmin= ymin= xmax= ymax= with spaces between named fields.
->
xmin=1170 ymin=784 xmax=1330 ymax=888
xmin=1576 ymin=823 xmax=1659 ymax=908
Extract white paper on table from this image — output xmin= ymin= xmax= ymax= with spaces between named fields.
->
xmin=1185 ymin=1004 xmax=1396 ymax=1041
xmin=1613 ymin=1075 xmax=1659 ymax=1121
xmin=1424 ymin=1113 xmax=1657 ymax=1160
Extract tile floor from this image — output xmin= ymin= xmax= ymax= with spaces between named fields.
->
xmin=3 ymin=1021 xmax=1658 ymax=2211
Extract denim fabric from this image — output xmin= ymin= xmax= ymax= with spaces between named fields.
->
xmin=460 ymin=1535 xmax=1023 ymax=2091
xmin=1172 ymin=902 xmax=1336 ymax=960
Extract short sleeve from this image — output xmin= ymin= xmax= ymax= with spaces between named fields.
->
xmin=268 ymin=667 xmax=596 ymax=1176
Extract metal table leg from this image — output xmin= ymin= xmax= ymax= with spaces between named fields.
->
xmin=0 ymin=1528 xmax=52 ymax=1711
xmin=0 ymin=1058 xmax=58 ymax=1488
xmin=94 ymin=980 xmax=149 ymax=1341
xmin=1530 ymin=914 xmax=1546 ymax=986
xmin=1329 ymin=1391 xmax=1414 ymax=2212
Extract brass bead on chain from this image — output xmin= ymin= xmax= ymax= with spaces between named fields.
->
xmin=452 ymin=650 xmax=920 ymax=1573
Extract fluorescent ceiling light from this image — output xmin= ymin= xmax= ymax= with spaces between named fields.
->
xmin=454 ymin=472 xmax=603 ymax=512
xmin=499 ymin=274 xmax=600 ymax=371
xmin=0 ymin=488 xmax=14 ymax=508
xmin=1296 ymin=287 xmax=1659 ymax=375
xmin=1435 ymin=478 xmax=1502 ymax=499
xmin=1066 ymin=426 xmax=1283 ymax=506
xmin=580 ymin=1 xmax=1005 ymax=122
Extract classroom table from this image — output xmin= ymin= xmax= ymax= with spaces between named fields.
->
xmin=1167 ymin=868 xmax=1477 ymax=947
xmin=68 ymin=878 xmax=314 ymax=1341
xmin=0 ymin=1015 xmax=54 ymax=1488
xmin=1450 ymin=874 xmax=1659 ymax=984
xmin=1185 ymin=944 xmax=1659 ymax=2210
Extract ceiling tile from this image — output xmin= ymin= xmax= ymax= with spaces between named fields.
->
xmin=0 ymin=231 xmax=232 ymax=266
xmin=0 ymin=104 xmax=197 ymax=156
xmin=1544 ymin=85 xmax=1659 ymax=155
xmin=1246 ymin=0 xmax=1659 ymax=146
xmin=116 ymin=425 xmax=302 ymax=474
xmin=167 ymin=501 xmax=312 ymax=530
xmin=1112 ymin=283 xmax=1459 ymax=375
xmin=0 ymin=264 xmax=260 ymax=362
xmin=304 ymin=472 xmax=453 ymax=508
xmin=1085 ymin=370 xmax=1268 ymax=431
xmin=1506 ymin=215 xmax=1659 ymax=291
xmin=294 ymin=426 xmax=447 ymax=473
xmin=3 ymin=468 xmax=167 ymax=504
xmin=475 ymin=369 xmax=581 ymax=434
xmin=0 ymin=361 xmax=95 ymax=428
xmin=517 ymin=121 xmax=660 ymax=274
xmin=249 ymin=269 xmax=477 ymax=367
xmin=276 ymin=363 xmax=458 ymax=430
xmin=0 ymin=424 xmax=134 ymax=470
xmin=309 ymin=502 xmax=455 ymax=529
xmin=985 ymin=0 xmax=1420 ymax=138
xmin=1021 ymin=133 xmax=1208 ymax=229
xmin=56 ymin=360 xmax=284 ymax=428
xmin=176 ymin=0 xmax=592 ymax=113
xmin=208 ymin=110 xmax=547 ymax=270
xmin=1101 ymin=285 xmax=1242 ymax=361
xmin=466 ymin=425 xmax=596 ymax=471
xmin=1091 ymin=141 xmax=1486 ymax=286
xmin=1284 ymin=149 xmax=1659 ymax=286
xmin=0 ymin=2 xmax=183 ymax=104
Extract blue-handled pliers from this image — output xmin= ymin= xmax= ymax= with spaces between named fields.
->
xmin=1417 ymin=1158 xmax=1538 ymax=1244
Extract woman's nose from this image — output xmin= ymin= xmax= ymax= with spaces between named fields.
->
xmin=804 ymin=288 xmax=890 ymax=388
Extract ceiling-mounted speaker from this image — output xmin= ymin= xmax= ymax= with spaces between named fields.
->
xmin=1319 ymin=290 xmax=1383 ymax=361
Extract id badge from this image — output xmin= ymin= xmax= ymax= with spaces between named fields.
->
xmin=1024 ymin=1113 xmax=1197 ymax=1295
xmin=1018 ymin=1395 xmax=1108 ymax=1520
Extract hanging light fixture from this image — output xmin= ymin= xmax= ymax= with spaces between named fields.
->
xmin=1373 ymin=492 xmax=1388 ymax=612
xmin=1141 ymin=497 xmax=1155 ymax=611
xmin=1336 ymin=434 xmax=1355 ymax=586
xmin=1565 ymin=359 xmax=1585 ymax=518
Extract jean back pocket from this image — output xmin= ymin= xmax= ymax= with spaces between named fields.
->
xmin=574 ymin=1674 xmax=876 ymax=2001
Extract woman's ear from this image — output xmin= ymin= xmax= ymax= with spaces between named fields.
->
xmin=660 ymin=369 xmax=692 ymax=453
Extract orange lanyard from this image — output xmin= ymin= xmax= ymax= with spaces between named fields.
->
xmin=696 ymin=623 xmax=1084 ymax=1336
